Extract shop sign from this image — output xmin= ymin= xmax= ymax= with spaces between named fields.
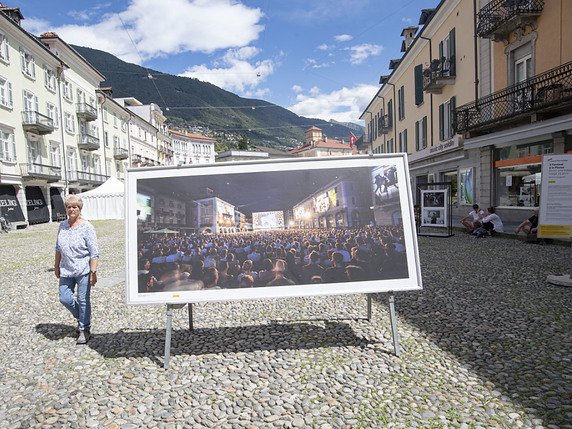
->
xmin=409 ymin=135 xmax=463 ymax=163
xmin=538 ymin=154 xmax=572 ymax=238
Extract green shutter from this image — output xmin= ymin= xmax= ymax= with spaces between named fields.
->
xmin=422 ymin=117 xmax=427 ymax=148
xmin=439 ymin=104 xmax=445 ymax=141
xmin=414 ymin=65 xmax=423 ymax=105
xmin=450 ymin=96 xmax=456 ymax=134
xmin=449 ymin=28 xmax=456 ymax=76
xmin=415 ymin=121 xmax=419 ymax=151
xmin=404 ymin=129 xmax=408 ymax=153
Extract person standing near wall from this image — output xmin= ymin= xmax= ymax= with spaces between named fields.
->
xmin=54 ymin=195 xmax=99 ymax=345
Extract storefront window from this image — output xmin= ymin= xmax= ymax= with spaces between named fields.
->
xmin=496 ymin=141 xmax=552 ymax=160
xmin=442 ymin=171 xmax=458 ymax=206
xmin=496 ymin=165 xmax=541 ymax=207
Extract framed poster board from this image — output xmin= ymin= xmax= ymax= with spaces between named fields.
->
xmin=125 ymin=155 xmax=422 ymax=305
xmin=538 ymin=154 xmax=572 ymax=238
xmin=420 ymin=189 xmax=448 ymax=227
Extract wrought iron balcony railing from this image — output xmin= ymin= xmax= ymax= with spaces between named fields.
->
xmin=455 ymin=61 xmax=572 ymax=134
xmin=423 ymin=57 xmax=456 ymax=94
xmin=78 ymin=133 xmax=100 ymax=151
xmin=76 ymin=170 xmax=108 ymax=184
xmin=378 ymin=115 xmax=392 ymax=134
xmin=113 ymin=145 xmax=129 ymax=160
xmin=476 ymin=0 xmax=544 ymax=41
xmin=76 ymin=103 xmax=98 ymax=121
xmin=20 ymin=162 xmax=61 ymax=182
xmin=22 ymin=111 xmax=55 ymax=135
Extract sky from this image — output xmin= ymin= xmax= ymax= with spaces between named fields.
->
xmin=15 ymin=0 xmax=439 ymax=125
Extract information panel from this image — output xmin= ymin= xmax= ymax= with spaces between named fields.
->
xmin=538 ymin=154 xmax=572 ymax=238
xmin=420 ymin=189 xmax=448 ymax=227
xmin=125 ymin=155 xmax=422 ymax=305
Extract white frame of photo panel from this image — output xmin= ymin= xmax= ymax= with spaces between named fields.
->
xmin=125 ymin=155 xmax=422 ymax=305
xmin=420 ymin=189 xmax=449 ymax=228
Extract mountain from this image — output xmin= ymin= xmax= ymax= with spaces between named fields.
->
xmin=73 ymin=46 xmax=360 ymax=149
xmin=329 ymin=119 xmax=365 ymax=134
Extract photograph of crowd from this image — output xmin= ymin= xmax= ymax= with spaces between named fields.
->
xmin=420 ymin=190 xmax=448 ymax=228
xmin=130 ymin=159 xmax=415 ymax=300
xmin=422 ymin=191 xmax=445 ymax=208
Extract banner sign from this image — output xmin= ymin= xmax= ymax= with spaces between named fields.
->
xmin=25 ymin=186 xmax=49 ymax=225
xmin=538 ymin=154 xmax=572 ymax=238
xmin=125 ymin=155 xmax=422 ymax=305
xmin=459 ymin=168 xmax=474 ymax=205
xmin=0 ymin=185 xmax=25 ymax=223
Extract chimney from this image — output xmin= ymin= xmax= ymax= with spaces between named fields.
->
xmin=0 ymin=4 xmax=24 ymax=25
xmin=401 ymin=26 xmax=418 ymax=51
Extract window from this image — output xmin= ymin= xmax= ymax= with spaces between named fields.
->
xmin=415 ymin=116 xmax=428 ymax=150
xmin=397 ymin=86 xmax=405 ymax=120
xmin=23 ymin=90 xmax=38 ymax=113
xmin=104 ymin=131 xmax=109 ymax=148
xmin=113 ymin=135 xmax=119 ymax=148
xmin=439 ymin=28 xmax=456 ymax=77
xmin=387 ymin=138 xmax=394 ymax=153
xmin=0 ymin=32 xmax=9 ymax=63
xmin=46 ymin=102 xmax=59 ymax=128
xmin=414 ymin=64 xmax=424 ymax=105
xmin=103 ymin=108 xmax=108 ymax=123
xmin=64 ymin=111 xmax=75 ymax=133
xmin=113 ymin=113 xmax=118 ymax=128
xmin=93 ymin=155 xmax=101 ymax=175
xmin=67 ymin=148 xmax=77 ymax=173
xmin=62 ymin=79 xmax=73 ymax=102
xmin=49 ymin=142 xmax=61 ymax=168
xmin=20 ymin=48 xmax=35 ymax=79
xmin=439 ymin=96 xmax=456 ymax=141
xmin=399 ymin=129 xmax=408 ymax=153
xmin=0 ymin=128 xmax=16 ymax=162
xmin=44 ymin=66 xmax=56 ymax=92
xmin=121 ymin=120 xmax=127 ymax=132
xmin=0 ymin=76 xmax=13 ymax=108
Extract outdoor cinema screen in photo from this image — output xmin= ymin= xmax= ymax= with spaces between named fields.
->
xmin=125 ymin=155 xmax=422 ymax=305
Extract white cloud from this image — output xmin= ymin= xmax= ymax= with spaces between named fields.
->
xmin=289 ymin=84 xmax=378 ymax=123
xmin=348 ymin=43 xmax=383 ymax=65
xmin=401 ymin=17 xmax=413 ymax=23
xmin=23 ymin=0 xmax=264 ymax=63
xmin=178 ymin=46 xmax=276 ymax=95
xmin=291 ymin=85 xmax=303 ymax=93
xmin=334 ymin=34 xmax=353 ymax=42
xmin=304 ymin=58 xmax=332 ymax=69
xmin=68 ymin=3 xmax=112 ymax=21
xmin=317 ymin=43 xmax=334 ymax=51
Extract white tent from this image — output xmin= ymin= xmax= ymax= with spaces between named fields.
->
xmin=78 ymin=176 xmax=125 ymax=220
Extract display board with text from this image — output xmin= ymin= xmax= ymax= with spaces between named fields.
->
xmin=538 ymin=154 xmax=572 ymax=238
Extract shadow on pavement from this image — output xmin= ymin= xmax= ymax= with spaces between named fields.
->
xmin=36 ymin=320 xmax=376 ymax=362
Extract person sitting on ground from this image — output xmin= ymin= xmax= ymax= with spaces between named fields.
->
xmin=479 ymin=207 xmax=504 ymax=236
xmin=515 ymin=207 xmax=539 ymax=239
xmin=460 ymin=204 xmax=484 ymax=232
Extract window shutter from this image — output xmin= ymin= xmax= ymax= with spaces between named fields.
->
xmin=422 ymin=117 xmax=428 ymax=148
xmin=414 ymin=65 xmax=423 ymax=105
xmin=449 ymin=28 xmax=456 ymax=76
xmin=450 ymin=96 xmax=456 ymax=134
xmin=10 ymin=133 xmax=16 ymax=161
xmin=415 ymin=121 xmax=419 ymax=151
xmin=20 ymin=48 xmax=25 ymax=73
xmin=439 ymin=104 xmax=445 ymax=141
xmin=7 ymin=82 xmax=12 ymax=107
xmin=34 ymin=96 xmax=39 ymax=112
xmin=439 ymin=41 xmax=444 ymax=61
xmin=404 ymin=129 xmax=408 ymax=153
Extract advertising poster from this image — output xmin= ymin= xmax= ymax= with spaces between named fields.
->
xmin=538 ymin=154 xmax=572 ymax=238
xmin=459 ymin=168 xmax=474 ymax=205
xmin=421 ymin=190 xmax=448 ymax=227
xmin=126 ymin=156 xmax=422 ymax=305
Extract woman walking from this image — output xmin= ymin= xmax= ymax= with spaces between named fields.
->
xmin=54 ymin=195 xmax=99 ymax=344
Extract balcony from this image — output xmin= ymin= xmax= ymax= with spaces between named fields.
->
xmin=77 ymin=133 xmax=100 ymax=151
xmin=76 ymin=103 xmax=98 ymax=121
xmin=132 ymin=154 xmax=142 ymax=165
xmin=22 ymin=111 xmax=55 ymax=135
xmin=113 ymin=145 xmax=129 ymax=160
xmin=423 ymin=57 xmax=456 ymax=94
xmin=476 ymin=0 xmax=544 ymax=42
xmin=76 ymin=170 xmax=107 ymax=184
xmin=20 ymin=162 xmax=61 ymax=182
xmin=378 ymin=115 xmax=393 ymax=134
xmin=455 ymin=61 xmax=572 ymax=136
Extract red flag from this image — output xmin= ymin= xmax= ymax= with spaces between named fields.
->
xmin=349 ymin=131 xmax=357 ymax=148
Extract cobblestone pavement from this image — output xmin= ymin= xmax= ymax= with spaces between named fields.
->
xmin=0 ymin=221 xmax=570 ymax=429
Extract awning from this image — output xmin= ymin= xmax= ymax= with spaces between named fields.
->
xmin=25 ymin=186 xmax=49 ymax=225
xmin=50 ymin=187 xmax=66 ymax=221
xmin=0 ymin=185 xmax=25 ymax=223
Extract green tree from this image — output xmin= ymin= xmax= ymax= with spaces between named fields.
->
xmin=237 ymin=134 xmax=249 ymax=150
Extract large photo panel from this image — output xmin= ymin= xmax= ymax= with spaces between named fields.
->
xmin=126 ymin=155 xmax=422 ymax=305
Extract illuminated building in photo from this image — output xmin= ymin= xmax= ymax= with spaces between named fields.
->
xmin=292 ymin=178 xmax=372 ymax=229
xmin=193 ymin=197 xmax=236 ymax=234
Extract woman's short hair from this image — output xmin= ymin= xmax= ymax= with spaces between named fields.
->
xmin=64 ymin=195 xmax=83 ymax=209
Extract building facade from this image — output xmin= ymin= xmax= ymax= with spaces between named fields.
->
xmin=170 ymin=130 xmax=215 ymax=165
xmin=289 ymin=126 xmax=357 ymax=157
xmin=360 ymin=0 xmax=572 ymax=225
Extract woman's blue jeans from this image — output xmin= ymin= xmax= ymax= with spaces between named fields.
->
xmin=59 ymin=274 xmax=91 ymax=331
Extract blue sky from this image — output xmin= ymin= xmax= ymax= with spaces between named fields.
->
xmin=15 ymin=0 xmax=439 ymax=124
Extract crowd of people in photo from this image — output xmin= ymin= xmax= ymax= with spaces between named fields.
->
xmin=137 ymin=226 xmax=408 ymax=293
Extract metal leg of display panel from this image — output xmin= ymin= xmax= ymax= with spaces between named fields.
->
xmin=366 ymin=294 xmax=373 ymax=321
xmin=388 ymin=293 xmax=400 ymax=356
xmin=188 ymin=303 xmax=194 ymax=331
xmin=164 ymin=304 xmax=174 ymax=369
